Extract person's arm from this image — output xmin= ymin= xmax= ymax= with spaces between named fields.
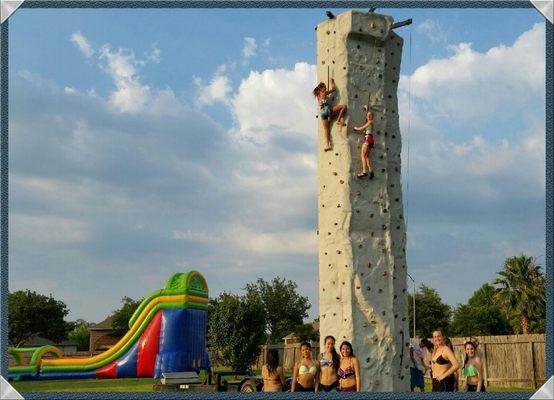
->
xmin=354 ymin=112 xmax=373 ymax=131
xmin=327 ymin=78 xmax=337 ymax=94
xmin=437 ymin=347 xmax=460 ymax=381
xmin=475 ymin=358 xmax=483 ymax=391
xmin=353 ymin=357 xmax=361 ymax=392
xmin=314 ymin=361 xmax=320 ymax=392
xmin=291 ymin=362 xmax=298 ymax=392
xmin=278 ymin=367 xmax=286 ymax=388
xmin=409 ymin=347 xmax=417 ymax=368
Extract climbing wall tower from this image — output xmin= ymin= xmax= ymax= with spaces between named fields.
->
xmin=317 ymin=11 xmax=410 ymax=391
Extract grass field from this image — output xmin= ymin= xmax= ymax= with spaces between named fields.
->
xmin=13 ymin=377 xmax=535 ymax=393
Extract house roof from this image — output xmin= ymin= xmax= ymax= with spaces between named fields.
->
xmin=90 ymin=315 xmax=114 ymax=331
xmin=24 ymin=335 xmax=78 ymax=347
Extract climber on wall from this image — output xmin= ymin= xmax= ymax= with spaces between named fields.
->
xmin=313 ymin=78 xmax=347 ymax=152
xmin=353 ymin=104 xmax=375 ymax=179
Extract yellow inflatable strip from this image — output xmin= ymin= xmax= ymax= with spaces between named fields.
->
xmin=43 ymin=294 xmax=208 ymax=367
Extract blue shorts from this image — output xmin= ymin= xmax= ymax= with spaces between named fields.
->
xmin=410 ymin=367 xmax=424 ymax=389
xmin=320 ymin=105 xmax=332 ymax=120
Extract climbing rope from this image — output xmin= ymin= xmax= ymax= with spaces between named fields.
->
xmin=405 ymin=24 xmax=413 ymax=235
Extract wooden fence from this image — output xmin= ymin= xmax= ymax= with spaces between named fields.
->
xmin=254 ymin=334 xmax=546 ymax=389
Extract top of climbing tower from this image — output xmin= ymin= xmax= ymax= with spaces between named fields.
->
xmin=317 ymin=10 xmax=394 ymax=41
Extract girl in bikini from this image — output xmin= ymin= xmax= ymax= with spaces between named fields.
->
xmin=430 ymin=330 xmax=460 ymax=392
xmin=353 ymin=104 xmax=375 ymax=179
xmin=262 ymin=349 xmax=286 ymax=392
xmin=338 ymin=341 xmax=360 ymax=392
xmin=291 ymin=341 xmax=319 ymax=392
xmin=462 ymin=341 xmax=485 ymax=392
xmin=313 ymin=78 xmax=347 ymax=152
xmin=318 ymin=335 xmax=340 ymax=391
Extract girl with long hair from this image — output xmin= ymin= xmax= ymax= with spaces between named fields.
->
xmin=338 ymin=341 xmax=360 ymax=392
xmin=291 ymin=342 xmax=319 ymax=392
xmin=353 ymin=104 xmax=375 ymax=179
xmin=313 ymin=78 xmax=347 ymax=152
xmin=318 ymin=335 xmax=340 ymax=391
xmin=262 ymin=349 xmax=285 ymax=392
xmin=430 ymin=330 xmax=460 ymax=392
xmin=462 ymin=341 xmax=485 ymax=392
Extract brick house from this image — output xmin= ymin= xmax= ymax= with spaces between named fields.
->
xmin=88 ymin=315 xmax=121 ymax=352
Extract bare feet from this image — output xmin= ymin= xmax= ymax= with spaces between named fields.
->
xmin=357 ymin=172 xmax=368 ymax=178
xmin=336 ymin=120 xmax=346 ymax=126
xmin=324 ymin=145 xmax=332 ymax=152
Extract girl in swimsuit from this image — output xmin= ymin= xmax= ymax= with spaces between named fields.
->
xmin=338 ymin=341 xmax=360 ymax=392
xmin=291 ymin=341 xmax=319 ymax=392
xmin=313 ymin=78 xmax=347 ymax=152
xmin=430 ymin=330 xmax=460 ymax=392
xmin=262 ymin=349 xmax=285 ymax=392
xmin=353 ymin=105 xmax=375 ymax=179
xmin=462 ymin=341 xmax=485 ymax=392
xmin=318 ymin=335 xmax=340 ymax=391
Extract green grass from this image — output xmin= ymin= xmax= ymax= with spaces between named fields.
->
xmin=13 ymin=378 xmax=157 ymax=392
xmin=13 ymin=376 xmax=535 ymax=393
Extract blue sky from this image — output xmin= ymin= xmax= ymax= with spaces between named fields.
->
xmin=8 ymin=7 xmax=545 ymax=324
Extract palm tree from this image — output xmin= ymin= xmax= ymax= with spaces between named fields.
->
xmin=492 ymin=254 xmax=546 ymax=334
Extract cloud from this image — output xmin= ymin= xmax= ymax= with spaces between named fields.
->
xmin=230 ymin=62 xmax=317 ymax=143
xmin=146 ymin=44 xmax=161 ymax=64
xmin=70 ymin=31 xmax=94 ymax=58
xmin=193 ymin=74 xmax=232 ymax=107
xmin=242 ymin=37 xmax=257 ymax=58
xmin=415 ymin=19 xmax=448 ymax=44
xmin=402 ymin=23 xmax=544 ymax=119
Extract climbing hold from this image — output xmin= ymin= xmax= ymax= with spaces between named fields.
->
xmin=357 ymin=45 xmax=360 ymax=49
xmin=333 ymin=172 xmax=338 ymax=176
xmin=328 ymin=232 xmax=331 ymax=235
xmin=335 ymin=153 xmax=339 ymax=156
xmin=324 ymin=252 xmax=328 ymax=255
xmin=381 ymin=310 xmax=386 ymax=315
xmin=334 ymin=222 xmax=338 ymax=226
xmin=323 ymin=185 xmax=326 ymax=188
xmin=322 ymin=60 xmax=326 ymax=65
xmin=356 ymin=285 xmax=360 ymax=289
xmin=368 ymin=261 xmax=372 ymax=268
xmin=356 ymin=210 xmax=360 ymax=214
xmin=322 ymin=288 xmax=325 ymax=291
xmin=356 ymin=191 xmax=361 ymax=196
xmin=358 ymin=244 xmax=363 ymax=248
xmin=326 ymin=30 xmax=330 ymax=35
xmin=337 ymin=250 xmax=341 ymax=254
xmin=340 ymin=180 xmax=344 ymax=184
xmin=369 ymin=213 xmax=374 ymax=218
xmin=378 ymin=289 xmax=383 ymax=293
xmin=382 ymin=271 xmax=388 ymax=276
xmin=337 ymin=204 xmax=341 ymax=208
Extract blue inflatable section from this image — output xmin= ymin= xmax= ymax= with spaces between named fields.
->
xmin=38 ymin=371 xmax=96 ymax=380
xmin=154 ymin=308 xmax=210 ymax=378
xmin=116 ymin=340 xmax=139 ymax=378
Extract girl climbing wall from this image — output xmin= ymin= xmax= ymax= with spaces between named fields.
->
xmin=313 ymin=78 xmax=347 ymax=151
xmin=353 ymin=104 xmax=375 ymax=179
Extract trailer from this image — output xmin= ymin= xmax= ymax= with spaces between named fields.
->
xmin=153 ymin=370 xmax=264 ymax=392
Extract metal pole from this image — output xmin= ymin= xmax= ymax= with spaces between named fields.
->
xmin=407 ymin=273 xmax=416 ymax=338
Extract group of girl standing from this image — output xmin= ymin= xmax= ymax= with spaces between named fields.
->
xmin=261 ymin=336 xmax=361 ymax=392
xmin=429 ymin=329 xmax=485 ymax=392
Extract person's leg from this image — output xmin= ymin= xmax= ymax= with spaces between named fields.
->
xmin=332 ymin=105 xmax=347 ymax=125
xmin=322 ymin=119 xmax=331 ymax=151
xmin=367 ymin=147 xmax=374 ymax=178
xmin=360 ymin=144 xmax=368 ymax=173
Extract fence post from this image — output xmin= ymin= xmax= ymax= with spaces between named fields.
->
xmin=529 ymin=341 xmax=537 ymax=390
xmin=482 ymin=343 xmax=489 ymax=387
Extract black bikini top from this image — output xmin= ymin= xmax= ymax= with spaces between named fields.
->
xmin=433 ymin=355 xmax=450 ymax=365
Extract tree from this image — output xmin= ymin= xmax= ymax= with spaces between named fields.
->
xmin=408 ymin=284 xmax=451 ymax=338
xmin=293 ymin=322 xmax=319 ymax=343
xmin=68 ymin=319 xmax=95 ymax=351
xmin=208 ymin=292 xmax=266 ymax=370
xmin=111 ymin=296 xmax=143 ymax=336
xmin=8 ymin=290 xmax=71 ymax=347
xmin=450 ymin=284 xmax=511 ymax=336
xmin=245 ymin=277 xmax=311 ymax=343
xmin=493 ymin=254 xmax=546 ymax=334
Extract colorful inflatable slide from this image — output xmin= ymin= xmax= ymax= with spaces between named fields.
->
xmin=8 ymin=271 xmax=210 ymax=381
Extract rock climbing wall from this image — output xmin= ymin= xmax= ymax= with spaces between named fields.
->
xmin=317 ymin=10 xmax=410 ymax=391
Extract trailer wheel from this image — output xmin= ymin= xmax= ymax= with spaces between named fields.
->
xmin=239 ymin=379 xmax=258 ymax=392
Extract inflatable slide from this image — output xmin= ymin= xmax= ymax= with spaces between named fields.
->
xmin=8 ymin=271 xmax=210 ymax=381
